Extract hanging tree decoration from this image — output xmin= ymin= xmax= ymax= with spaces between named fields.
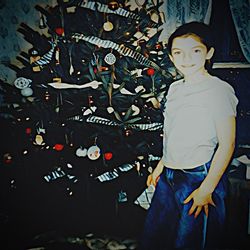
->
xmin=14 ymin=77 xmax=33 ymax=97
xmin=107 ymin=0 xmax=120 ymax=11
xmin=75 ymin=115 xmax=163 ymax=131
xmin=72 ymin=34 xmax=160 ymax=71
xmin=80 ymin=1 xmax=140 ymax=20
xmin=103 ymin=14 xmax=114 ymax=32
xmin=32 ymin=41 xmax=56 ymax=68
xmin=104 ymin=52 xmax=116 ymax=65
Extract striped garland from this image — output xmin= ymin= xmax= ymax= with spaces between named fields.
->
xmin=80 ymin=1 xmax=140 ymax=20
xmin=86 ymin=115 xmax=163 ymax=131
xmin=33 ymin=41 xmax=56 ymax=67
xmin=72 ymin=33 xmax=160 ymax=70
xmin=96 ymin=163 xmax=134 ymax=182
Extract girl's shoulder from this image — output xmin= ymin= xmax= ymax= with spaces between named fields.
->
xmin=208 ymin=75 xmax=236 ymax=93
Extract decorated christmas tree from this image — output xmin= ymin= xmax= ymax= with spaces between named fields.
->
xmin=0 ymin=0 xmax=176 ymax=238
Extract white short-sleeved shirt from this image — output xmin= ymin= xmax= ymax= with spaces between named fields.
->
xmin=162 ymin=75 xmax=238 ymax=169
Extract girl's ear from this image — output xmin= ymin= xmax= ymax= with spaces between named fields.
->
xmin=169 ymin=54 xmax=174 ymax=63
xmin=206 ymin=47 xmax=215 ymax=60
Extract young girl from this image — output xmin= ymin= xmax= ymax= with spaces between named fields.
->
xmin=139 ymin=22 xmax=238 ymax=250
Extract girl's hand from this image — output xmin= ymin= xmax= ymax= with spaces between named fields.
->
xmin=146 ymin=173 xmax=160 ymax=187
xmin=183 ymin=188 xmax=216 ymax=218
xmin=146 ymin=159 xmax=164 ymax=187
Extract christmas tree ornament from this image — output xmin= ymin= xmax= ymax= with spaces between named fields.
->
xmin=75 ymin=147 xmax=87 ymax=157
xmin=52 ymin=77 xmax=62 ymax=83
xmin=3 ymin=153 xmax=12 ymax=164
xmin=150 ymin=11 xmax=159 ymax=23
xmin=104 ymin=52 xmax=116 ymax=65
xmin=83 ymin=106 xmax=97 ymax=116
xmin=66 ymin=6 xmax=76 ymax=13
xmin=44 ymin=91 xmax=50 ymax=101
xmin=103 ymin=21 xmax=114 ymax=31
xmin=14 ymin=77 xmax=32 ymax=89
xmin=125 ymin=129 xmax=132 ymax=136
xmin=55 ymin=47 xmax=60 ymax=64
xmin=23 ymin=150 xmax=28 ymax=155
xmin=134 ymin=184 xmax=155 ymax=210
xmin=131 ymin=104 xmax=140 ymax=116
xmin=55 ymin=27 xmax=65 ymax=36
xmin=88 ymin=95 xmax=94 ymax=105
xmin=21 ymin=87 xmax=33 ymax=97
xmin=155 ymin=43 xmax=162 ymax=50
xmin=146 ymin=68 xmax=155 ymax=76
xmin=104 ymin=152 xmax=113 ymax=160
xmin=135 ymin=85 xmax=146 ymax=93
xmin=25 ymin=127 xmax=32 ymax=135
xmin=39 ymin=13 xmax=47 ymax=29
xmin=118 ymin=190 xmax=128 ymax=202
xmin=107 ymin=106 xmax=114 ymax=113
xmin=53 ymin=143 xmax=64 ymax=151
xmin=72 ymin=34 xmax=157 ymax=68
xmin=30 ymin=49 xmax=41 ymax=72
xmin=87 ymin=145 xmax=101 ymax=160
xmin=108 ymin=1 xmax=119 ymax=10
xmin=33 ymin=134 xmax=45 ymax=146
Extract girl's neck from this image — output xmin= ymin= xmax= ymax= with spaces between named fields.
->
xmin=183 ymin=70 xmax=210 ymax=85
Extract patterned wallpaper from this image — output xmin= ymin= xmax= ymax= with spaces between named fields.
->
xmin=0 ymin=0 xmax=54 ymax=84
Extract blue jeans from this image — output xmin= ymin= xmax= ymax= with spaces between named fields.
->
xmin=139 ymin=161 xmax=228 ymax=250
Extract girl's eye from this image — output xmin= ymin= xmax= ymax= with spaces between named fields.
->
xmin=173 ymin=51 xmax=181 ymax=55
xmin=194 ymin=49 xmax=201 ymax=53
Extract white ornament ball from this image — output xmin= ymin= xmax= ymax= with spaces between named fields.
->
xmin=76 ymin=147 xmax=87 ymax=157
xmin=14 ymin=77 xmax=32 ymax=89
xmin=103 ymin=21 xmax=114 ymax=31
xmin=104 ymin=53 xmax=116 ymax=65
xmin=87 ymin=145 xmax=101 ymax=160
xmin=21 ymin=87 xmax=33 ymax=97
xmin=107 ymin=106 xmax=114 ymax=114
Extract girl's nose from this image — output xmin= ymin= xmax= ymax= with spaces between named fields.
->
xmin=182 ymin=53 xmax=192 ymax=62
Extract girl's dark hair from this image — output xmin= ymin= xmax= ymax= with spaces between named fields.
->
xmin=167 ymin=21 xmax=215 ymax=55
xmin=167 ymin=21 xmax=215 ymax=71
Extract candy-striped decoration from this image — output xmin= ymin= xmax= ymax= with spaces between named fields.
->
xmin=72 ymin=33 xmax=160 ymax=70
xmin=34 ymin=41 xmax=56 ymax=66
xmin=80 ymin=1 xmax=140 ymax=20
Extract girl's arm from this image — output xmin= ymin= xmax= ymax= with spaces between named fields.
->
xmin=147 ymin=158 xmax=164 ymax=187
xmin=184 ymin=116 xmax=236 ymax=218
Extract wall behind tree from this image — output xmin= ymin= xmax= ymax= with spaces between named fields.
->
xmin=0 ymin=0 xmax=54 ymax=83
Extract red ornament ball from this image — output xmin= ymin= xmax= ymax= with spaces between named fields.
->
xmin=53 ymin=144 xmax=64 ymax=151
xmin=25 ymin=127 xmax=32 ymax=134
xmin=104 ymin=152 xmax=113 ymax=160
xmin=147 ymin=68 xmax=155 ymax=76
xmin=55 ymin=27 xmax=64 ymax=36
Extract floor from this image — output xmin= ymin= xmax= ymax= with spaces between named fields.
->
xmin=1 ymin=163 xmax=250 ymax=250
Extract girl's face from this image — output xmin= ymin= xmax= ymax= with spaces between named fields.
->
xmin=169 ymin=35 xmax=214 ymax=77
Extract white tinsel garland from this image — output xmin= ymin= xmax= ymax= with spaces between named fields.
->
xmin=72 ymin=33 xmax=160 ymax=70
xmin=80 ymin=1 xmax=140 ymax=20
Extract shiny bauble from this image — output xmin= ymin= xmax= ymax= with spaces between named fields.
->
xmin=75 ymin=147 xmax=87 ymax=157
xmin=87 ymin=145 xmax=101 ymax=160
xmin=14 ymin=77 xmax=32 ymax=89
xmin=103 ymin=21 xmax=114 ymax=31
xmin=21 ymin=87 xmax=33 ymax=97
xmin=104 ymin=52 xmax=116 ymax=65
xmin=108 ymin=1 xmax=119 ymax=10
